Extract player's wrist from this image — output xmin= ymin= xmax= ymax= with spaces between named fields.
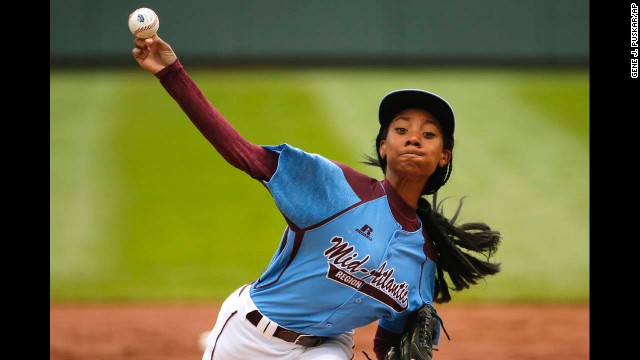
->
xmin=154 ymin=58 xmax=181 ymax=78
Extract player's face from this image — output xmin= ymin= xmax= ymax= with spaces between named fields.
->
xmin=378 ymin=108 xmax=451 ymax=181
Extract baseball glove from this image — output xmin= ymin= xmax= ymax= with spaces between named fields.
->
xmin=383 ymin=302 xmax=449 ymax=360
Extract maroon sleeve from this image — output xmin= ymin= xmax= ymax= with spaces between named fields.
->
xmin=373 ymin=325 xmax=402 ymax=360
xmin=154 ymin=60 xmax=278 ymax=181
xmin=332 ymin=161 xmax=386 ymax=201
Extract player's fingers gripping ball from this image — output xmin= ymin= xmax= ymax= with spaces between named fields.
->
xmin=128 ymin=7 xmax=159 ymax=39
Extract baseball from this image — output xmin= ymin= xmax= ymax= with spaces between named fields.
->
xmin=128 ymin=7 xmax=159 ymax=39
xmin=197 ymin=330 xmax=210 ymax=351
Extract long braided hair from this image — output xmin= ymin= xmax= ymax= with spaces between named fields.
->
xmin=362 ymin=121 xmax=501 ymax=303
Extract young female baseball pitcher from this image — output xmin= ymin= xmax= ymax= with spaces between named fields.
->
xmin=132 ymin=35 xmax=501 ymax=360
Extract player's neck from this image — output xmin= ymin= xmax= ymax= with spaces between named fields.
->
xmin=383 ymin=176 xmax=424 ymax=209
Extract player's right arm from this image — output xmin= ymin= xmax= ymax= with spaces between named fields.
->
xmin=131 ymin=35 xmax=278 ymax=181
xmin=132 ymin=35 xmax=177 ymax=74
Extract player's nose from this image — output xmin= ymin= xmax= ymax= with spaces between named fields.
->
xmin=405 ymin=133 xmax=421 ymax=147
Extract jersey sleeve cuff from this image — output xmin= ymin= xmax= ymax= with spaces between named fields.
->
xmin=154 ymin=59 xmax=182 ymax=80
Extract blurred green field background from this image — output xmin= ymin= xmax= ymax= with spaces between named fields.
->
xmin=50 ymin=67 xmax=588 ymax=303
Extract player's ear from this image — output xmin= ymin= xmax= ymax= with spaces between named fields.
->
xmin=439 ymin=149 xmax=451 ymax=167
xmin=379 ymin=140 xmax=387 ymax=159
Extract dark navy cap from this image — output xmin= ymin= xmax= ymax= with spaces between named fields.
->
xmin=378 ymin=89 xmax=455 ymax=138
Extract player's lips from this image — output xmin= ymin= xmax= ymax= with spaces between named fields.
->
xmin=399 ymin=151 xmax=424 ymax=158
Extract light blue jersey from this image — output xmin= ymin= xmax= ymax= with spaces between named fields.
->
xmin=249 ymin=144 xmax=440 ymax=341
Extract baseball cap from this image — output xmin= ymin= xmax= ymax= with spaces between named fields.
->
xmin=378 ymin=89 xmax=455 ymax=138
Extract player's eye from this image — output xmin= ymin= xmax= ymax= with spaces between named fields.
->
xmin=423 ymin=131 xmax=436 ymax=138
xmin=394 ymin=127 xmax=407 ymax=134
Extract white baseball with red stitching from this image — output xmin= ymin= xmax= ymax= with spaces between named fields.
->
xmin=128 ymin=8 xmax=159 ymax=39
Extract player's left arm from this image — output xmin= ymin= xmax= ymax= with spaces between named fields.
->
xmin=373 ymin=325 xmax=402 ymax=360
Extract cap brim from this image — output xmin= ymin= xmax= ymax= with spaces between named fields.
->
xmin=378 ymin=89 xmax=455 ymax=137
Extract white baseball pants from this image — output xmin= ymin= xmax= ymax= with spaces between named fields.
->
xmin=202 ymin=284 xmax=355 ymax=360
